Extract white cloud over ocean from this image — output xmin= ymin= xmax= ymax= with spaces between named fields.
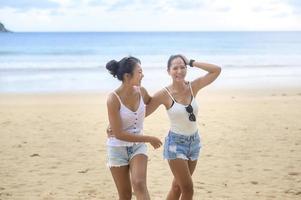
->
xmin=0 ymin=0 xmax=300 ymax=31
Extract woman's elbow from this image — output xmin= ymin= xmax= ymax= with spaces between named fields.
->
xmin=215 ymin=66 xmax=222 ymax=75
xmin=145 ymin=105 xmax=155 ymax=117
xmin=114 ymin=132 xmax=123 ymax=140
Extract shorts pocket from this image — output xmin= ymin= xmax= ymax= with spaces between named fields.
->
xmin=170 ymin=135 xmax=186 ymax=145
xmin=164 ymin=136 xmax=177 ymax=159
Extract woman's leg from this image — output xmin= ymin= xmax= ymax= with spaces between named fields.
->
xmin=110 ymin=165 xmax=132 ymax=200
xmin=166 ymin=159 xmax=198 ymax=200
xmin=167 ymin=178 xmax=181 ymax=200
xmin=130 ymin=154 xmax=150 ymax=200
xmin=166 ymin=159 xmax=197 ymax=200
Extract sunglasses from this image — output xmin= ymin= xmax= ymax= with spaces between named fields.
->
xmin=185 ymin=104 xmax=196 ymax=121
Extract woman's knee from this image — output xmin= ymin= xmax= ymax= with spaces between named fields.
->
xmin=131 ymin=178 xmax=147 ymax=193
xmin=180 ymin=182 xmax=194 ymax=195
xmin=171 ymin=182 xmax=181 ymax=194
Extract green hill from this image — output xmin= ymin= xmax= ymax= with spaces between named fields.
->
xmin=0 ymin=22 xmax=11 ymax=32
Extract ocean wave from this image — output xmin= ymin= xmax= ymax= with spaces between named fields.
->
xmin=0 ymin=64 xmax=300 ymax=73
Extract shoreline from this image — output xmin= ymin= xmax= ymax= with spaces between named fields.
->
xmin=0 ymin=86 xmax=300 ymax=98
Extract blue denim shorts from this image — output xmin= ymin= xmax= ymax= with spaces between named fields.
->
xmin=107 ymin=143 xmax=148 ymax=168
xmin=164 ymin=131 xmax=201 ymax=161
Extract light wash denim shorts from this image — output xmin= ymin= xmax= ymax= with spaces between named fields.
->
xmin=107 ymin=143 xmax=148 ymax=168
xmin=164 ymin=131 xmax=201 ymax=161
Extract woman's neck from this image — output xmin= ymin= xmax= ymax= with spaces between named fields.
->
xmin=118 ymin=83 xmax=137 ymax=96
xmin=171 ymin=81 xmax=187 ymax=92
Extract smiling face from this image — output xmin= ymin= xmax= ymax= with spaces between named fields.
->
xmin=128 ymin=63 xmax=144 ymax=86
xmin=168 ymin=57 xmax=187 ymax=82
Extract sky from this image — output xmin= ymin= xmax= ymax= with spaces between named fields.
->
xmin=0 ymin=0 xmax=300 ymax=31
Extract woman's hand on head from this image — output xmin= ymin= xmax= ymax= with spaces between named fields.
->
xmin=180 ymin=54 xmax=189 ymax=65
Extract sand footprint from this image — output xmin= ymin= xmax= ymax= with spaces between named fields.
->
xmin=285 ymin=189 xmax=301 ymax=195
xmin=79 ymin=189 xmax=97 ymax=197
xmin=78 ymin=168 xmax=90 ymax=173
xmin=30 ymin=153 xmax=40 ymax=157
xmin=1 ymin=121 xmax=11 ymax=126
xmin=288 ymin=172 xmax=299 ymax=176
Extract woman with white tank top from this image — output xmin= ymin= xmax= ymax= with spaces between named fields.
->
xmin=145 ymin=55 xmax=221 ymax=200
xmin=106 ymin=56 xmax=162 ymax=200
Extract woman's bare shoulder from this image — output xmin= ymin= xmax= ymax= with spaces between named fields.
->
xmin=106 ymin=92 xmax=120 ymax=107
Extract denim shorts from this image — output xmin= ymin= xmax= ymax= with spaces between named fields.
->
xmin=107 ymin=143 xmax=148 ymax=168
xmin=164 ymin=131 xmax=201 ymax=161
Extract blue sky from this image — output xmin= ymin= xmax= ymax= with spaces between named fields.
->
xmin=0 ymin=0 xmax=300 ymax=31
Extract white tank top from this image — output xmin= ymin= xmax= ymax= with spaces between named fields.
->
xmin=164 ymin=83 xmax=198 ymax=136
xmin=107 ymin=88 xmax=145 ymax=146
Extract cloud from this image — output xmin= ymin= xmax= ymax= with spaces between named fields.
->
xmin=166 ymin=0 xmax=203 ymax=10
xmin=0 ymin=0 xmax=60 ymax=10
xmin=106 ymin=0 xmax=133 ymax=11
xmin=88 ymin=0 xmax=160 ymax=13
xmin=86 ymin=0 xmax=204 ymax=12
xmin=287 ymin=0 xmax=301 ymax=7
xmin=0 ymin=0 xmax=300 ymax=31
xmin=88 ymin=0 xmax=107 ymax=6
xmin=286 ymin=0 xmax=301 ymax=14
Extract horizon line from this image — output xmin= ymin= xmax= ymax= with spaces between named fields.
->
xmin=3 ymin=30 xmax=301 ymax=33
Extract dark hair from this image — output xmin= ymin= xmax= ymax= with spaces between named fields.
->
xmin=167 ymin=54 xmax=187 ymax=70
xmin=106 ymin=56 xmax=141 ymax=81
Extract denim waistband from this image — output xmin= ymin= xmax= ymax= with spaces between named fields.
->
xmin=168 ymin=130 xmax=199 ymax=141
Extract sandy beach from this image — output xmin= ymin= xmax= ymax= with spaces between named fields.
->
xmin=1 ymin=88 xmax=301 ymax=200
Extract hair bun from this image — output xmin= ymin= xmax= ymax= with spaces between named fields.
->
xmin=106 ymin=60 xmax=119 ymax=77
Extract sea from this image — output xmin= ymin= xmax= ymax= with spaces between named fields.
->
xmin=0 ymin=31 xmax=301 ymax=93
